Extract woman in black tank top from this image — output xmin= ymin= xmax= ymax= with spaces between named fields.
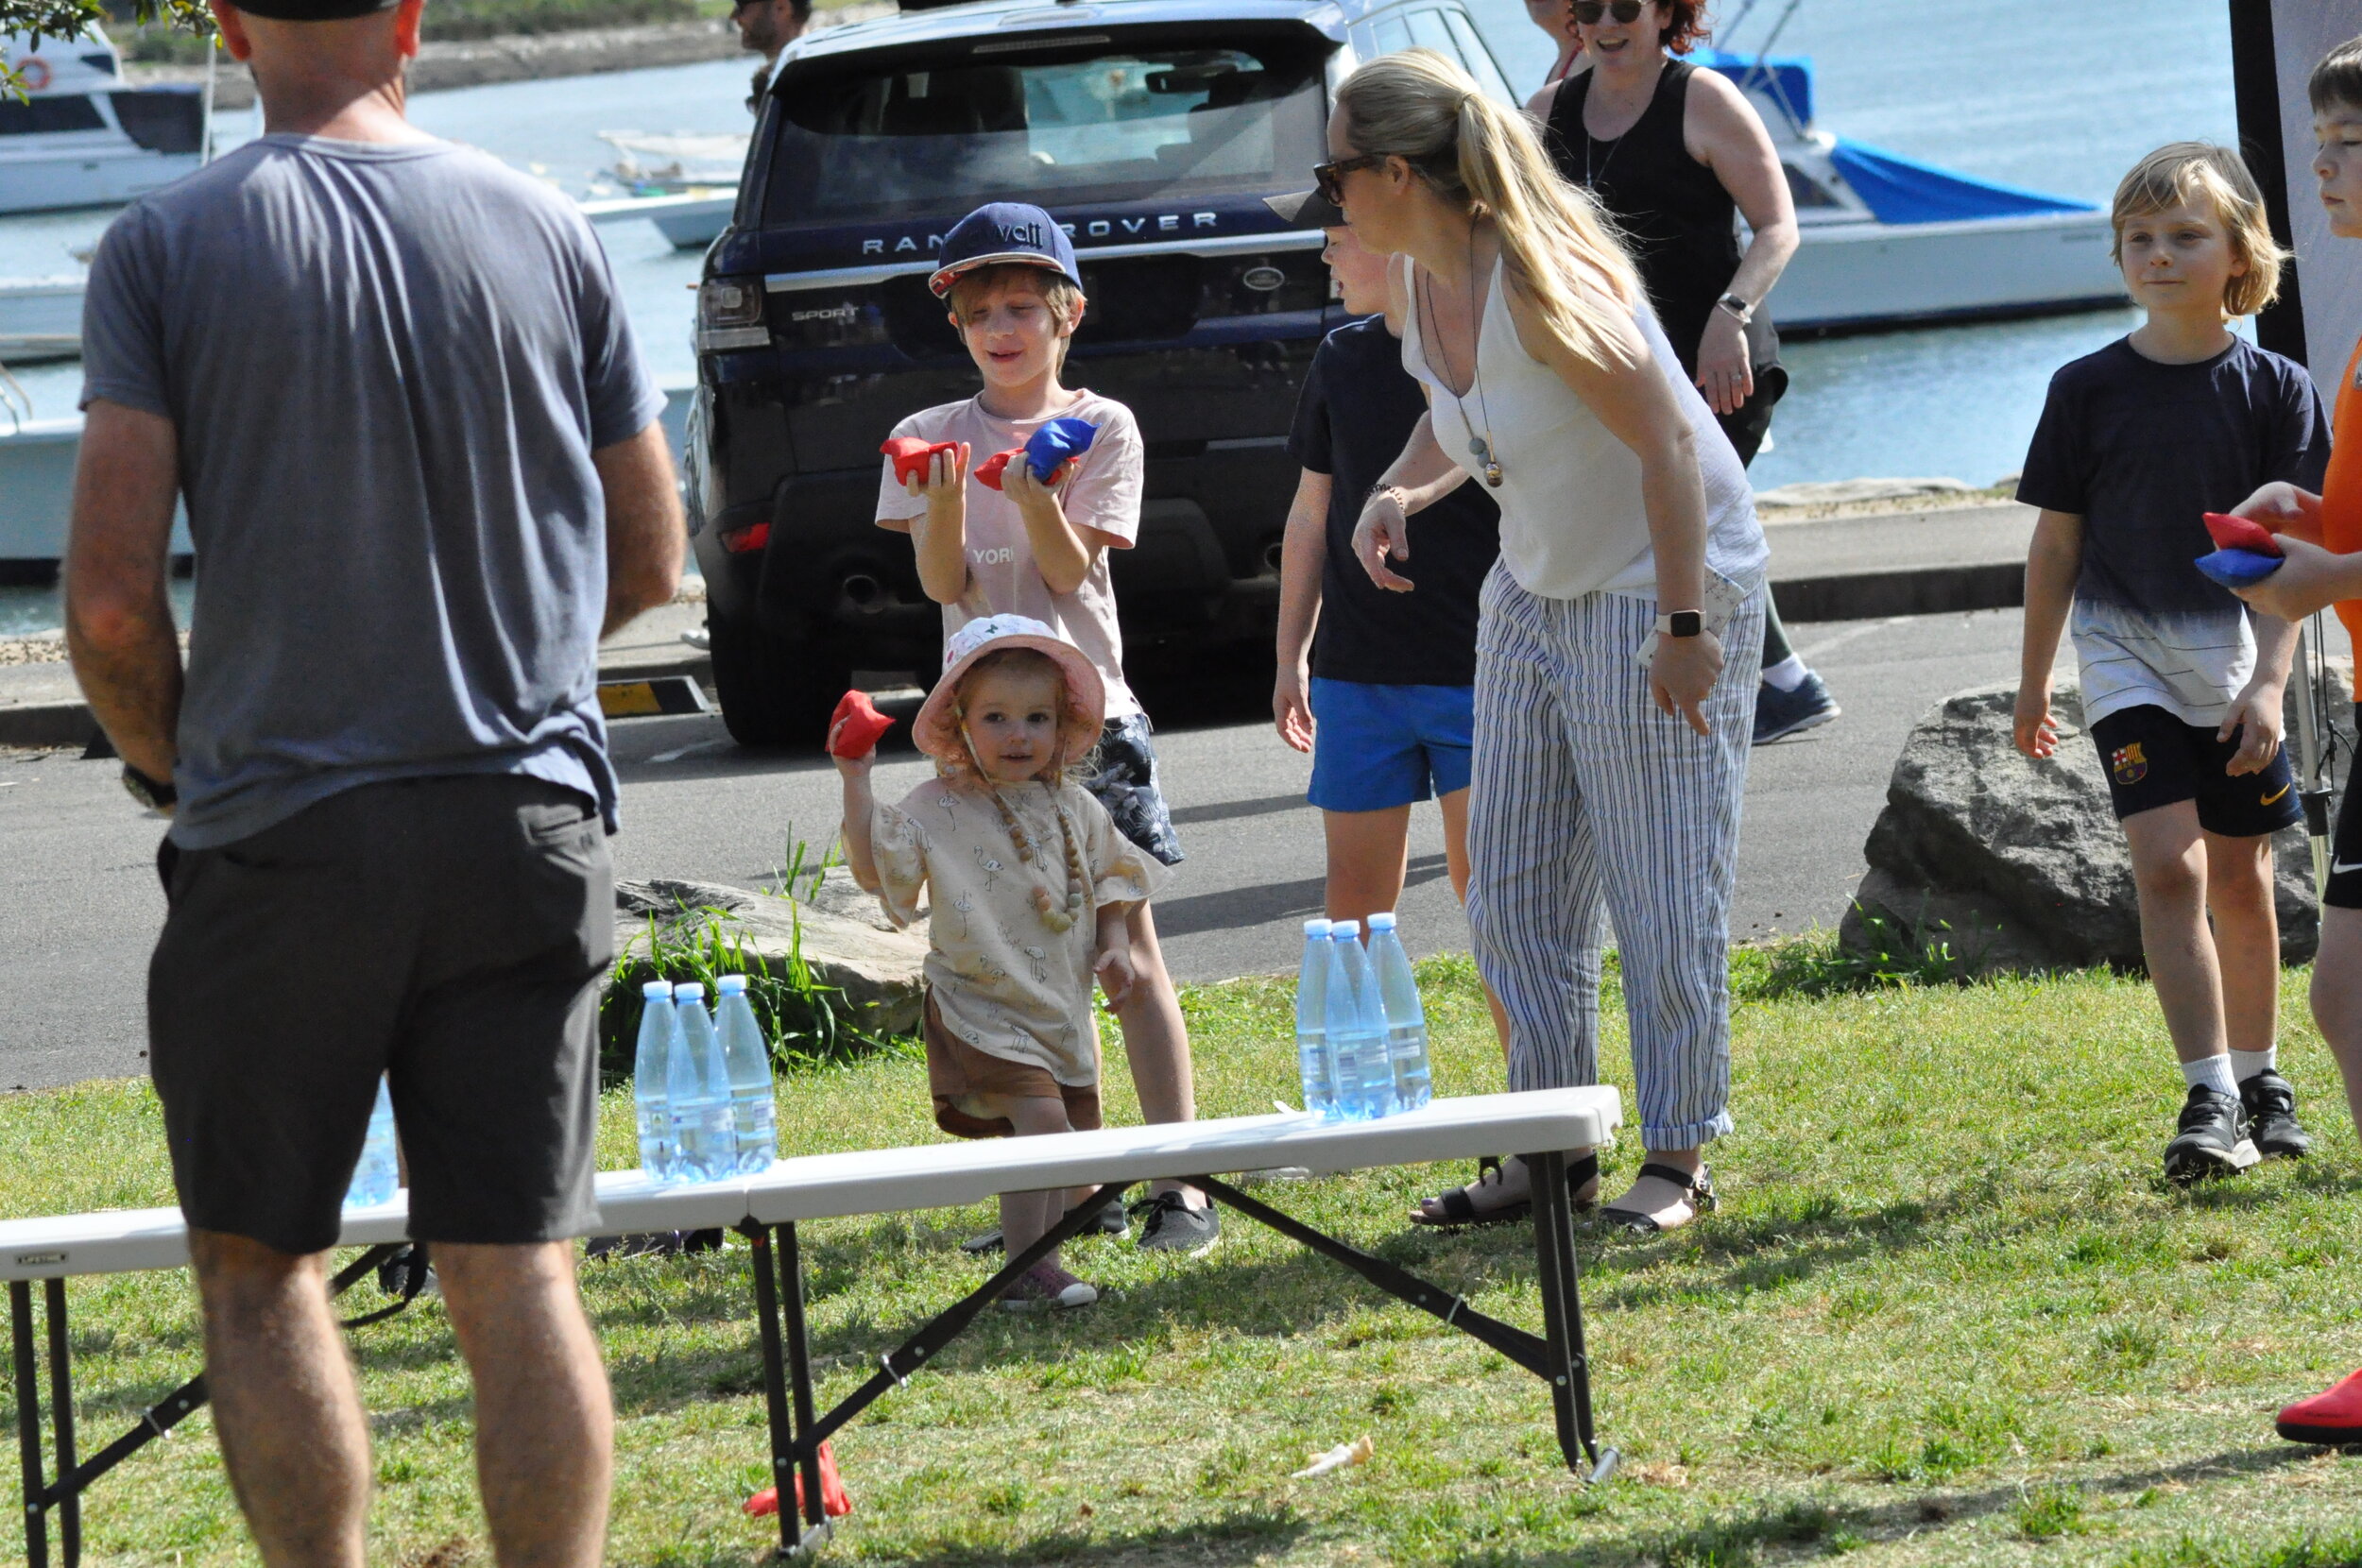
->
xmin=1534 ymin=0 xmax=1842 ymax=742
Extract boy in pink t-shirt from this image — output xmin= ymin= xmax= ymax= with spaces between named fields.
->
xmin=872 ymin=202 xmax=1215 ymax=1254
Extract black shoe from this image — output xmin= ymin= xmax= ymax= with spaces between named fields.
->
xmin=2164 ymin=1084 xmax=2261 ymax=1185
xmin=962 ymin=1201 xmax=1129 ymax=1255
xmin=1131 ymin=1190 xmax=1220 ymax=1255
xmin=376 ymin=1244 xmax=437 ymax=1299
xmin=2240 ymin=1069 xmax=2313 ymax=1159
xmin=1753 ymin=672 xmax=1840 ymax=745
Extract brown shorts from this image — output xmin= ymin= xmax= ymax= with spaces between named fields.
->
xmin=923 ymin=992 xmax=1101 ymax=1140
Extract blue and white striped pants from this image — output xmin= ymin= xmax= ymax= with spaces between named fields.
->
xmin=1463 ymin=564 xmax=1765 ymax=1150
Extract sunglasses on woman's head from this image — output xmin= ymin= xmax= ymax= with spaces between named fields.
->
xmin=1573 ymin=0 xmax=1649 ymax=22
xmin=1312 ymin=155 xmax=1382 ymax=205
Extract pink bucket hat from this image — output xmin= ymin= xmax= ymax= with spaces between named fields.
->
xmin=913 ymin=614 xmax=1106 ymax=765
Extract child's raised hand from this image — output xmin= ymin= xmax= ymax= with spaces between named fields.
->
xmin=2012 ymin=684 xmax=2058 ymax=759
xmin=828 ymin=714 xmax=877 ymax=776
xmin=1093 ymin=945 xmax=1138 ymax=1011
xmin=1001 ymin=452 xmax=1062 ymax=512
xmin=905 ymin=442 xmax=970 ymax=503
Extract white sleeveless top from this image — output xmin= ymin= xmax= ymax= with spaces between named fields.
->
xmin=1400 ymin=254 xmax=1768 ymax=603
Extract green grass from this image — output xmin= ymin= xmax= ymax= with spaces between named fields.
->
xmin=8 ymin=948 xmax=2362 ymax=1564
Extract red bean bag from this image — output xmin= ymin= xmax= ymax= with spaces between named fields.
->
xmin=828 ymin=690 xmax=896 ymax=758
xmin=881 ymin=436 xmax=958 ymax=486
xmin=2203 ymin=512 xmax=2283 ymax=556
xmin=744 ymin=1439 xmax=853 ymax=1518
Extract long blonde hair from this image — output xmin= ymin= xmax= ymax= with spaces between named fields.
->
xmin=1335 ymin=48 xmax=1641 ymax=367
xmin=2109 ymin=142 xmax=2285 ymax=320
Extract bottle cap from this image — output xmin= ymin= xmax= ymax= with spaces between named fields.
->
xmin=642 ymin=980 xmax=673 ymax=999
xmin=1330 ymin=919 xmax=1360 ymax=938
xmin=1302 ymin=918 xmax=1331 ymax=937
xmin=717 ymin=974 xmax=748 ymax=994
xmin=673 ymin=982 xmax=705 ymax=1001
xmin=1366 ymin=912 xmax=1396 ymax=931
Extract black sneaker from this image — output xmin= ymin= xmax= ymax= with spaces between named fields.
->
xmin=1131 ymin=1191 xmax=1221 ymax=1255
xmin=1753 ymin=672 xmax=1840 ymax=745
xmin=2164 ymin=1084 xmax=2261 ymax=1185
xmin=2240 ymin=1069 xmax=2313 ymax=1159
xmin=962 ymin=1202 xmax=1129 ymax=1255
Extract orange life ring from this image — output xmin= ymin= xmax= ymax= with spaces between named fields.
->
xmin=15 ymin=58 xmax=52 ymax=92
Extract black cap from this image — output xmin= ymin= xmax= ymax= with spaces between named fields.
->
xmin=1263 ymin=187 xmax=1345 ymax=230
xmin=228 ymin=0 xmax=401 ymax=18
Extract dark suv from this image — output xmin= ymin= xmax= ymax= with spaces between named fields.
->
xmin=686 ymin=0 xmax=1520 ymax=743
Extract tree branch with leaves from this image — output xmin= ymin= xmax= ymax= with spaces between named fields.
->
xmin=2 ymin=2 xmax=213 ymax=95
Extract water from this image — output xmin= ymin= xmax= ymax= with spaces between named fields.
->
xmin=1 ymin=3 xmax=2242 ymax=630
xmin=633 ymin=978 xmax=679 ymax=1181
xmin=1292 ymin=917 xmax=1336 ymax=1118
xmin=713 ymin=973 xmax=779 ymax=1174
xmin=343 ymin=1075 xmax=399 ymax=1209
xmin=1322 ymin=922 xmax=1395 ymax=1121
xmin=667 ymin=980 xmax=737 ymax=1183
xmin=1364 ymin=912 xmax=1432 ymax=1112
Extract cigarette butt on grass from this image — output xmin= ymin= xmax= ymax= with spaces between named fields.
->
xmin=1291 ymin=1434 xmax=1374 ymax=1479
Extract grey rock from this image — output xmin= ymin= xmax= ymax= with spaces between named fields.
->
xmin=1841 ymin=681 xmax=2347 ymax=976
xmin=614 ymin=876 xmax=927 ymax=1036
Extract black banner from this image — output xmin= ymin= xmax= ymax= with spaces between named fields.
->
xmin=2235 ymin=0 xmax=2362 ymax=389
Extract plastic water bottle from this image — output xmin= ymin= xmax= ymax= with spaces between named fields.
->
xmin=1293 ymin=919 xmax=1335 ymax=1118
xmin=714 ymin=974 xmax=778 ymax=1173
xmin=633 ymin=980 xmax=679 ymax=1181
xmin=1323 ymin=922 xmax=1393 ymax=1120
xmin=344 ymin=1076 xmax=398 ymax=1208
xmin=668 ymin=981 xmax=737 ymax=1184
xmin=1365 ymin=912 xmax=1432 ymax=1112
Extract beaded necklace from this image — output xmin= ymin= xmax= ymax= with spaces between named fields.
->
xmin=960 ymin=727 xmax=1091 ymax=932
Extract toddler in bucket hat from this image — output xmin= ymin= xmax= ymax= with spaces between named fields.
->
xmin=912 ymin=614 xmax=1106 ymax=774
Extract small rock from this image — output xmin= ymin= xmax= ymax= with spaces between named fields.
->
xmin=1754 ymin=477 xmax=1977 ymax=510
xmin=615 ymin=876 xmax=926 ymax=1036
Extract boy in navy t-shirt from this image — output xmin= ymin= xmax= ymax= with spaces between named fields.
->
xmin=2014 ymin=144 xmax=2327 ymax=1185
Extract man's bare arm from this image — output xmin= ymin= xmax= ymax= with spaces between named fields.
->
xmin=65 ymin=401 xmax=183 ymax=785
xmin=595 ymin=421 xmax=685 ymax=639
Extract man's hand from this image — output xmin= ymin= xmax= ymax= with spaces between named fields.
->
xmin=2013 ymin=683 xmax=2059 ymax=759
xmin=2220 ymin=677 xmax=2285 ymax=777
xmin=1694 ymin=310 xmax=1754 ymax=417
xmin=1649 ymin=631 xmax=1722 ymax=737
xmin=2229 ymin=536 xmax=2362 ymax=622
xmin=2229 ymin=481 xmax=2325 ymax=546
xmin=1353 ymin=487 xmax=1415 ymax=592
xmin=906 ymin=441 xmax=969 ymax=503
xmin=1274 ymin=660 xmax=1314 ymax=753
xmin=1094 ymin=944 xmax=1139 ymax=1011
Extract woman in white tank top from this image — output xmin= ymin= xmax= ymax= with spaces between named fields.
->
xmin=1323 ymin=47 xmax=1768 ymax=1236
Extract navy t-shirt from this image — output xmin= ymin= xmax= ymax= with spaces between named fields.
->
xmin=2016 ymin=334 xmax=2328 ymax=724
xmin=1286 ymin=316 xmax=1500 ymax=687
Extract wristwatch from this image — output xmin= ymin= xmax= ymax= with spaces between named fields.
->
xmin=1715 ymin=292 xmax=1755 ymax=325
xmin=121 ymin=763 xmax=177 ymax=812
xmin=1654 ymin=610 xmax=1703 ymax=639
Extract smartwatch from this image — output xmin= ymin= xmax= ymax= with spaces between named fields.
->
xmin=1654 ymin=610 xmax=1703 ymax=639
xmin=1715 ymin=292 xmax=1754 ymax=325
xmin=122 ymin=763 xmax=177 ymax=812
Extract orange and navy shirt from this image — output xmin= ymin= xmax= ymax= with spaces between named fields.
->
xmin=2321 ymin=335 xmax=2362 ymax=695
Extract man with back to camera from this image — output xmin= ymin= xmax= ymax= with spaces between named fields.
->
xmin=63 ymin=0 xmax=681 ymax=1561
xmin=733 ymin=0 xmax=809 ymax=112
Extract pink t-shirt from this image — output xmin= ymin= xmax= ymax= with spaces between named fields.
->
xmin=875 ymin=389 xmax=1144 ymax=720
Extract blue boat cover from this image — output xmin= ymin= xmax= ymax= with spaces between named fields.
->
xmin=1694 ymin=47 xmax=1814 ymax=129
xmin=1827 ymin=139 xmax=2096 ymax=225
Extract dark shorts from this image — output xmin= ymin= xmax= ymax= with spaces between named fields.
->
xmin=2332 ymin=704 xmax=2362 ymax=911
xmin=922 ymin=992 xmax=1102 ymax=1139
xmin=149 ymin=775 xmax=612 ymax=1255
xmin=2087 ymin=703 xmax=2302 ymax=839
xmin=1087 ymin=713 xmax=1183 ymax=866
xmin=1308 ymin=677 xmax=1475 ymax=813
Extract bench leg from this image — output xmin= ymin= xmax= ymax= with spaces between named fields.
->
xmin=777 ymin=1222 xmax=831 ymax=1557
xmin=740 ymin=1225 xmax=800 ymax=1560
xmin=1527 ymin=1150 xmax=1617 ymax=1483
xmin=11 ymin=1282 xmax=45 ymax=1568
xmin=42 ymin=1282 xmax=75 ymax=1568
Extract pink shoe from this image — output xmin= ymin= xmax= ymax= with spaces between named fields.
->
xmin=2277 ymin=1368 xmax=2362 ymax=1444
xmin=1001 ymin=1261 xmax=1098 ymax=1313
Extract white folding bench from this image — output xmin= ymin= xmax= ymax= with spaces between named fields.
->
xmin=0 ymin=1088 xmax=1621 ymax=1564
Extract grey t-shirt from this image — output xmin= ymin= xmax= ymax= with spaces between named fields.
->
xmin=81 ymin=133 xmax=665 ymax=849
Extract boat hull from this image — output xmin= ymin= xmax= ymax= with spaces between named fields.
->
xmin=1770 ymin=210 xmax=2127 ymax=333
xmin=0 ymin=145 xmax=203 ymax=216
xmin=0 ymin=278 xmax=85 ymax=362
xmin=582 ymin=191 xmax=735 ymax=250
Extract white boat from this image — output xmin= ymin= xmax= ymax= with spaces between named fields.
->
xmin=580 ymin=188 xmax=737 ymax=249
xmin=1 ymin=29 xmax=207 ymax=214
xmin=1693 ymin=45 xmax=2127 ymax=332
xmin=0 ymin=275 xmax=83 ymax=362
xmin=580 ymin=130 xmax=748 ymax=249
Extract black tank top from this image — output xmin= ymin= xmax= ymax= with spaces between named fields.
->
xmin=1545 ymin=60 xmax=1777 ymax=377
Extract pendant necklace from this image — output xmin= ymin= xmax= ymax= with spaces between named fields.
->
xmin=1423 ymin=231 xmax=1504 ymax=488
xmin=960 ymin=728 xmax=1091 ymax=932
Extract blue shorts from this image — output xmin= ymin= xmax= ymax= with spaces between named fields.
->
xmin=1308 ymin=678 xmax=1475 ymax=813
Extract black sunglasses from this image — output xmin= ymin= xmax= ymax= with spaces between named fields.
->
xmin=1572 ymin=1 xmax=1649 ymax=22
xmin=1312 ymin=155 xmax=1383 ymax=205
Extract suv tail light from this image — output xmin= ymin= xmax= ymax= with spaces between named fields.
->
xmin=720 ymin=520 xmax=772 ymax=554
xmin=698 ymin=279 xmax=769 ymax=352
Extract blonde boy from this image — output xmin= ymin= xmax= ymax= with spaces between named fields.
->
xmin=2013 ymin=143 xmax=2326 ymax=1184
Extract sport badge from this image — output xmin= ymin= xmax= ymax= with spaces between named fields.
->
xmin=2111 ymin=742 xmax=2148 ymax=786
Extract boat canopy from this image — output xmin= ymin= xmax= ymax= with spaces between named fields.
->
xmin=1826 ymin=139 xmax=2096 ymax=226
xmin=1692 ymin=46 xmax=1813 ymax=130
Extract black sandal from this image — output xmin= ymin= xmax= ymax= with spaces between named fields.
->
xmin=1598 ymin=1162 xmax=1716 ymax=1236
xmin=1409 ymin=1152 xmax=1601 ymax=1229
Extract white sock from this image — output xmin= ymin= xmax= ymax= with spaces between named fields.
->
xmin=2182 ymin=1055 xmax=2239 ymax=1099
xmin=1761 ymin=655 xmax=1809 ymax=692
xmin=2229 ymin=1047 xmax=2277 ymax=1082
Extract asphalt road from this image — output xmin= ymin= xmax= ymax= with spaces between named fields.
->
xmin=0 ymin=606 xmax=2069 ymax=1092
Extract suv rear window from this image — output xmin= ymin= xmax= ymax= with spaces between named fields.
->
xmin=764 ymin=30 xmax=1327 ymax=226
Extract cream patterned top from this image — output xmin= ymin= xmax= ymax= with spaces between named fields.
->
xmin=870 ymin=775 xmax=1169 ymax=1085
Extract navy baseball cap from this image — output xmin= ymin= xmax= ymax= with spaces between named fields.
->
xmin=927 ymin=202 xmax=1082 ymax=298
